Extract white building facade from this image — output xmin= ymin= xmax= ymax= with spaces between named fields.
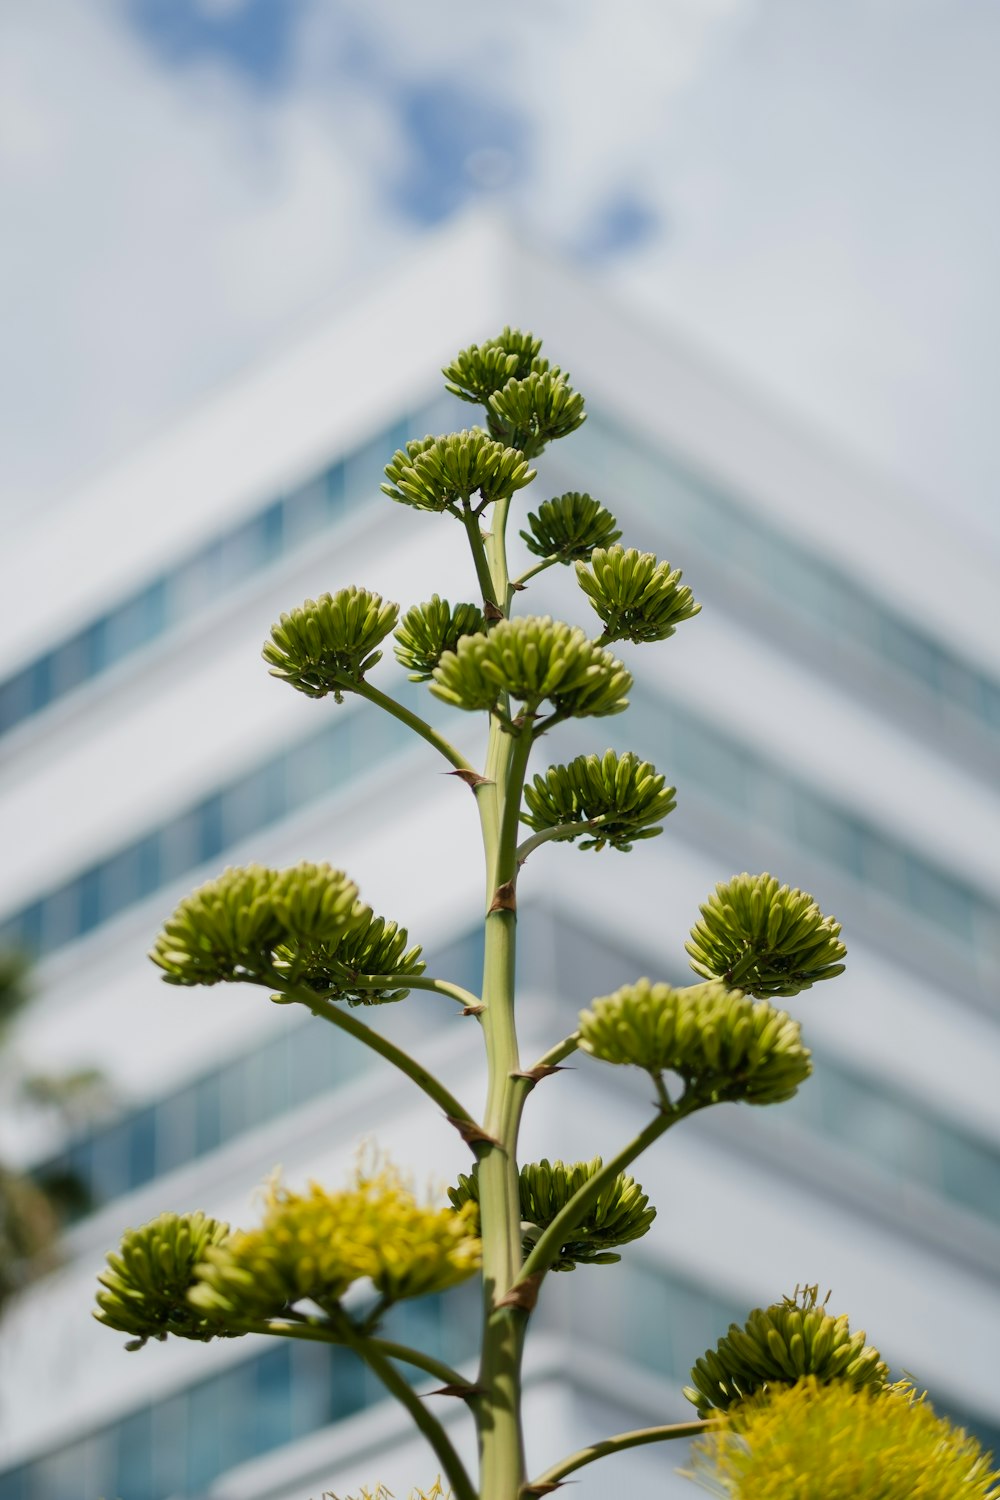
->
xmin=1 ymin=220 xmax=998 ymax=1500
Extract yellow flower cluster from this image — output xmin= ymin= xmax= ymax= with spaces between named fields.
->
xmin=189 ymin=1166 xmax=481 ymax=1324
xmin=323 ymin=1483 xmax=449 ymax=1500
xmin=689 ymin=1377 xmax=1000 ymax=1500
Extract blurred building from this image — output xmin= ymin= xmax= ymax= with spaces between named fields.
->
xmin=1 ymin=218 xmax=998 ymax=1500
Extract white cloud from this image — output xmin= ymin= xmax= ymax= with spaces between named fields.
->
xmin=2 ymin=0 xmax=999 ymax=556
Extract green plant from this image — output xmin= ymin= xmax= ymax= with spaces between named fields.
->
xmin=93 ymin=329 xmax=986 ymax=1499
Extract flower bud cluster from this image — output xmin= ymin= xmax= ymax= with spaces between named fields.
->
xmin=393 ymin=596 xmax=487 ymax=681
xmin=443 ymin=327 xmax=542 ymax=404
xmin=449 ymin=1157 xmax=655 ymax=1272
xmin=430 ymin=615 xmax=631 ymax=722
xmin=94 ymin=1211 xmax=231 ymax=1348
xmin=578 ymin=979 xmax=811 ymax=1105
xmin=521 ymin=749 xmax=676 ymax=852
xmin=150 ymin=862 xmax=422 ymax=999
xmin=520 ymin=492 xmax=622 ymax=563
xmin=687 ymin=872 xmax=847 ymax=997
xmin=263 ymin=587 xmax=399 ymax=699
xmin=486 ymin=369 xmax=586 ymax=455
xmin=685 ymin=1287 xmax=888 ymax=1416
xmin=381 ymin=429 xmax=534 ymax=513
xmin=576 ymin=545 xmax=701 ymax=645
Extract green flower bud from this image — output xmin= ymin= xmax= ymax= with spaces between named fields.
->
xmin=381 ymin=429 xmax=535 ymax=514
xmin=521 ymin=749 xmax=676 ymax=852
xmin=430 ymin=615 xmax=631 ymax=722
xmin=486 ymin=369 xmax=586 ymax=455
xmin=263 ymin=587 xmax=400 ymax=700
xmin=576 ymin=544 xmax=701 ymax=645
xmin=578 ymin=978 xmax=812 ymax=1105
xmin=393 ymin=596 xmax=487 ymax=681
xmin=690 ymin=1376 xmax=1000 ymax=1500
xmin=684 ymin=1286 xmax=889 ymax=1417
xmin=275 ymin=908 xmax=425 ymax=1004
xmin=94 ymin=1211 xmax=233 ymax=1349
xmin=150 ymin=864 xmax=286 ymax=986
xmin=149 ymin=862 xmax=369 ymax=987
xmin=443 ymin=327 xmax=543 ymax=404
xmin=520 ymin=492 xmax=622 ymax=563
xmin=687 ymin=872 xmax=847 ymax=998
xmin=189 ymin=1167 xmax=481 ymax=1322
xmin=450 ymin=1157 xmax=655 ymax=1273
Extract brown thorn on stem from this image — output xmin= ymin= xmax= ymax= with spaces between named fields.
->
xmin=462 ymin=1003 xmax=486 ymax=1017
xmin=510 ymin=1064 xmax=565 ymax=1086
xmin=488 ymin=880 xmax=517 ymax=914
xmin=510 ymin=580 xmax=526 ymax=591
xmin=496 ymin=1273 xmax=543 ymax=1312
xmin=446 ymin=1116 xmax=502 ymax=1150
xmin=426 ymin=1383 xmax=485 ymax=1403
xmin=483 ymin=600 xmax=505 ymax=621
xmin=446 ymin=768 xmax=491 ymax=790
xmin=521 ymin=1485 xmax=565 ymax=1497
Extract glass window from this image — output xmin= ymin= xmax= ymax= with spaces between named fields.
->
xmin=112 ymin=1404 xmax=154 ymax=1500
xmin=127 ymin=1107 xmax=158 ymax=1192
xmin=196 ymin=792 xmax=226 ymax=863
xmin=0 ymin=670 xmax=34 ymax=733
xmin=154 ymin=1086 xmax=198 ymax=1177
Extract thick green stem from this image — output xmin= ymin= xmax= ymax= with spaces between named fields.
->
xmin=526 ymin=1420 xmax=715 ymax=1490
xmin=472 ymin=489 xmax=537 ymax=1500
xmin=277 ymin=984 xmax=477 ymax=1130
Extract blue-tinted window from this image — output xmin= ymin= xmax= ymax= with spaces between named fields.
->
xmin=0 ymin=404 xmax=439 ymax=741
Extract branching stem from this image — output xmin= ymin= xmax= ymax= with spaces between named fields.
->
xmin=345 ymin=974 xmax=483 ymax=1010
xmin=349 ymin=678 xmax=473 ymax=774
xmin=515 ymin=1097 xmax=700 ymax=1288
xmin=276 ymin=983 xmax=478 ymax=1129
xmin=526 ymin=1420 xmax=717 ymax=1490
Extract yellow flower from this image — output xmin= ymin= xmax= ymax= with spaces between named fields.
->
xmin=189 ymin=1164 xmax=480 ymax=1324
xmin=688 ymin=1377 xmax=1000 ymax=1499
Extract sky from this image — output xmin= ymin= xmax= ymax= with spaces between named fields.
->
xmin=3 ymin=0 xmax=999 ymax=552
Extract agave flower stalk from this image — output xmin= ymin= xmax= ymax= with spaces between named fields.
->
xmin=92 ymin=326 xmax=981 ymax=1500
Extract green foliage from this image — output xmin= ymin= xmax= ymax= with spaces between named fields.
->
xmin=430 ymin=614 xmax=631 ymax=722
xmin=263 ymin=587 xmax=400 ymax=700
xmin=443 ymin=327 xmax=543 ymax=404
xmin=578 ymin=978 xmax=811 ymax=1105
xmin=188 ymin=1167 xmax=481 ymax=1325
xmin=576 ymin=544 xmax=701 ymax=645
xmin=393 ymin=596 xmax=487 ymax=681
xmin=93 ymin=1211 xmax=232 ymax=1349
xmin=687 ymin=872 xmax=847 ymax=998
xmin=689 ymin=1377 xmax=1000 ymax=1500
xmin=381 ymin=429 xmax=534 ymax=514
xmin=684 ymin=1286 xmax=888 ymax=1417
xmin=519 ymin=491 xmax=622 ymax=563
xmin=450 ymin=1157 xmax=655 ymax=1272
xmin=521 ymin=748 xmax=676 ymax=851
